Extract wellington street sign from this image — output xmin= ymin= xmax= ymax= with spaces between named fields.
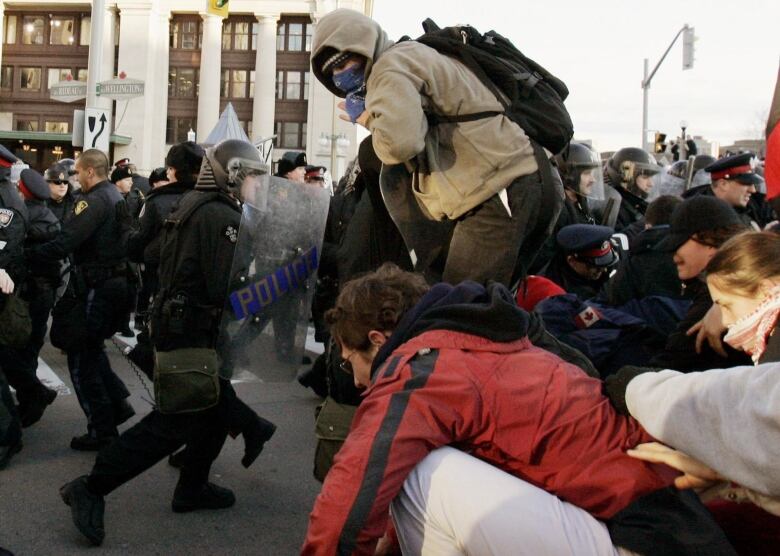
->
xmin=97 ymin=76 xmax=145 ymax=101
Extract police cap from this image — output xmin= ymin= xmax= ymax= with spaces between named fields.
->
xmin=556 ymin=224 xmax=617 ymax=267
xmin=0 ymin=145 xmax=19 ymax=169
xmin=276 ymin=151 xmax=307 ymax=177
xmin=705 ymin=153 xmax=761 ymax=186
xmin=19 ymin=168 xmax=50 ymax=200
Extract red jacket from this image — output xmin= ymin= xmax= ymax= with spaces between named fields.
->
xmin=302 ymin=329 xmax=674 ymax=555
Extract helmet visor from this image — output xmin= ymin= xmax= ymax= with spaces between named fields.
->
xmin=226 ymin=157 xmax=269 ymax=209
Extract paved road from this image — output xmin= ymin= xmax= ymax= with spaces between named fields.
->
xmin=1 ymin=331 xmax=326 ymax=555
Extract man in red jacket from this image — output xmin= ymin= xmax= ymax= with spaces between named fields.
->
xmin=301 ymin=264 xmax=734 ymax=555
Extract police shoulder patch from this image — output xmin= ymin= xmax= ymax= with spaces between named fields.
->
xmin=75 ymin=200 xmax=89 ymax=215
xmin=224 ymin=225 xmax=238 ymax=243
xmin=0 ymin=208 xmax=13 ymax=228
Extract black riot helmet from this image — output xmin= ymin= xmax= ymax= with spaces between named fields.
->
xmin=44 ymin=159 xmax=76 ymax=184
xmin=553 ymin=142 xmax=600 ymax=192
xmin=606 ymin=147 xmax=660 ymax=196
xmin=668 ymin=160 xmax=688 ymax=179
xmin=198 ymin=139 xmax=268 ymax=204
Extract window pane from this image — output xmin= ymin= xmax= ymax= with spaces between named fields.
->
xmin=305 ymin=24 xmax=312 ymax=52
xmin=80 ymin=16 xmax=91 ymax=45
xmin=222 ymin=22 xmax=231 ymax=50
xmin=170 ymin=21 xmax=179 ymax=48
xmin=166 ymin=117 xmax=175 ymax=144
xmin=20 ymin=67 xmax=41 ymax=90
xmin=22 ymin=16 xmax=45 ymax=45
xmin=168 ymin=68 xmax=176 ymax=96
xmin=288 ymin=23 xmax=302 ymax=51
xmin=231 ymin=70 xmax=247 ymax=98
xmin=220 ymin=70 xmax=229 ymax=97
xmin=47 ymin=68 xmax=71 ymax=88
xmin=303 ymin=72 xmax=310 ymax=100
xmin=182 ymin=21 xmax=197 ymax=49
xmin=50 ymin=17 xmax=76 ymax=46
xmin=45 ymin=121 xmax=69 ymax=133
xmin=286 ymin=72 xmax=301 ymax=100
xmin=234 ymin=22 xmax=249 ymax=50
xmin=249 ymin=70 xmax=255 ymax=98
xmin=176 ymin=118 xmax=195 ymax=143
xmin=274 ymin=121 xmax=281 ymax=147
xmin=77 ymin=68 xmax=87 ymax=82
xmin=4 ymin=15 xmax=17 ymax=44
xmin=283 ymin=122 xmax=299 ymax=148
xmin=252 ymin=22 xmax=259 ymax=50
xmin=1 ymin=67 xmax=13 ymax=90
xmin=16 ymin=119 xmax=39 ymax=132
xmin=177 ymin=68 xmax=196 ymax=97
xmin=276 ymin=70 xmax=283 ymax=99
xmin=276 ymin=23 xmax=284 ymax=50
xmin=301 ymin=123 xmax=307 ymax=149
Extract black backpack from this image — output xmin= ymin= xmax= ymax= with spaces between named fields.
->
xmin=407 ymin=19 xmax=574 ymax=155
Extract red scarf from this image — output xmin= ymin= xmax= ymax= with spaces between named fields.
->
xmin=723 ymin=285 xmax=780 ymax=364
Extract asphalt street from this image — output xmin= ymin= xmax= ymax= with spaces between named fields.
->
xmin=0 ymin=331 xmax=325 ymax=555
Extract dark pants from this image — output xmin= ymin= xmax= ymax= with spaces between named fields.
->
xmin=0 ymin=284 xmax=56 ymax=405
xmin=0 ymin=369 xmax=20 ymax=447
xmin=443 ymin=168 xmax=564 ymax=287
xmin=87 ymin=380 xmax=231 ymax=496
xmin=67 ymin=279 xmax=130 ymax=438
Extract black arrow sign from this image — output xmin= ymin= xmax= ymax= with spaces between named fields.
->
xmin=91 ymin=113 xmax=107 ymax=148
xmin=87 ymin=116 xmax=96 ymax=133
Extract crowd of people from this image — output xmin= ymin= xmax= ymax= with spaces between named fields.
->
xmin=0 ymin=6 xmax=779 ymax=555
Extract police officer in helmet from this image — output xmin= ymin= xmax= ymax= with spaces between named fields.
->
xmin=44 ymin=159 xmax=79 ymax=223
xmin=59 ymin=139 xmax=276 ymax=546
xmin=605 ymin=147 xmax=660 ymax=233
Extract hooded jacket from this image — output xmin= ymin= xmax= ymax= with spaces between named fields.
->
xmin=302 ymin=282 xmax=733 ymax=556
xmin=311 ymin=10 xmax=538 ymax=221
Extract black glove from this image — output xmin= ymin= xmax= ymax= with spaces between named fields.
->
xmin=603 ymin=365 xmax=661 ymax=416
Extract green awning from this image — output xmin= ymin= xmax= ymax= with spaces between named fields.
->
xmin=0 ymin=130 xmax=132 ymax=145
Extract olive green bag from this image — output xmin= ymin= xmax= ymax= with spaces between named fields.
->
xmin=313 ymin=396 xmax=358 ymax=482
xmin=0 ymin=291 xmax=32 ymax=349
xmin=154 ymin=348 xmax=220 ymax=414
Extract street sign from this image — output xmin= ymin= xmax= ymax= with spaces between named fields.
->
xmin=50 ymin=80 xmax=88 ymax=103
xmin=72 ymin=109 xmax=85 ymax=148
xmin=84 ymin=107 xmax=111 ymax=153
xmin=97 ymin=76 xmax=145 ymax=100
xmin=206 ymin=0 xmax=229 ymax=17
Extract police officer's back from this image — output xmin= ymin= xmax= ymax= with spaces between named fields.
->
xmin=0 ymin=147 xmax=28 ymax=286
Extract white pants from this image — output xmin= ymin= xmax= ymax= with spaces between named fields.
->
xmin=391 ymin=447 xmax=637 ymax=556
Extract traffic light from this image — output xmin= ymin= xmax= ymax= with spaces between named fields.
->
xmin=682 ymin=25 xmax=695 ymax=70
xmin=206 ymin=0 xmax=228 ymax=16
xmin=654 ymin=132 xmax=667 ymax=153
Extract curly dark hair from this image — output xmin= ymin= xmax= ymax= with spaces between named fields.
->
xmin=325 ymin=263 xmax=429 ymax=351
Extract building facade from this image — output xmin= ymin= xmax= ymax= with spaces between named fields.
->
xmin=0 ymin=0 xmax=369 ymax=177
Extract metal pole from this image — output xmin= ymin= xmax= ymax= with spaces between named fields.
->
xmin=86 ymin=0 xmax=107 ymax=108
xmin=642 ymin=58 xmax=649 ymax=152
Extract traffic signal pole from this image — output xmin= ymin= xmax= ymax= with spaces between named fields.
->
xmin=641 ymin=24 xmax=693 ymax=152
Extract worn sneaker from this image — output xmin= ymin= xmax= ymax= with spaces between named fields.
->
xmin=171 ymin=482 xmax=236 ymax=513
xmin=60 ymin=476 xmax=105 ymax=546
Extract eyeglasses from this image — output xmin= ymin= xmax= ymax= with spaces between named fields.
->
xmin=339 ymin=350 xmax=358 ymax=375
xmin=49 ymin=180 xmax=69 ymax=185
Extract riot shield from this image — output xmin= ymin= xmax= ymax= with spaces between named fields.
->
xmin=590 ymin=185 xmax=622 ymax=228
xmin=650 ymin=167 xmax=686 ymax=200
xmin=218 ymin=175 xmax=330 ymax=382
xmin=379 ymin=164 xmax=454 ymax=282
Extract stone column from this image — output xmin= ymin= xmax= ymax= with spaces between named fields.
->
xmin=0 ymin=1 xmax=5 ymax=72
xmin=96 ymin=6 xmax=116 ymax=113
xmin=196 ymin=12 xmax=223 ymax=140
xmin=250 ymin=13 xmax=279 ymax=144
xmin=152 ymin=10 xmax=170 ymax=154
xmin=114 ymin=0 xmax=162 ymax=172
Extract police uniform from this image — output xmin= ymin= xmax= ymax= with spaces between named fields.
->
xmin=45 ymin=162 xmax=79 ymax=223
xmin=543 ymin=224 xmax=618 ymax=300
xmin=28 ymin=178 xmax=133 ymax=447
xmin=0 ymin=169 xmax=60 ymax=427
xmin=0 ymin=146 xmax=27 ymax=467
xmin=684 ymin=152 xmax=774 ymax=228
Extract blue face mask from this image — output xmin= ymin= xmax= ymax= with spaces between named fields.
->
xmin=332 ymin=64 xmax=365 ymax=94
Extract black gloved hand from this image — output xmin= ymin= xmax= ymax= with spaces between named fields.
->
xmin=603 ymin=365 xmax=661 ymax=416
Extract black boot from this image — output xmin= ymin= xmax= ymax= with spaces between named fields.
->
xmin=168 ymin=449 xmax=186 ymax=469
xmin=112 ymin=399 xmax=136 ymax=427
xmin=59 ymin=476 xmax=105 ymax=546
xmin=0 ymin=438 xmax=22 ymax=470
xmin=171 ymin=482 xmax=235 ymax=513
xmin=70 ymin=433 xmax=116 ymax=452
xmin=20 ymin=385 xmax=57 ymax=428
xmin=242 ymin=416 xmax=276 ymax=469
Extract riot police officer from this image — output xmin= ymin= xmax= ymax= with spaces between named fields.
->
xmin=0 ymin=169 xmax=59 ymax=427
xmin=604 ymin=147 xmax=660 ymax=234
xmin=59 ymin=140 xmax=276 ymax=546
xmin=553 ymin=142 xmax=599 ymax=226
xmin=28 ymin=149 xmax=134 ymax=451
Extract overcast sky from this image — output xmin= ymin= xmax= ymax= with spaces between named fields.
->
xmin=370 ymin=0 xmax=779 ymax=152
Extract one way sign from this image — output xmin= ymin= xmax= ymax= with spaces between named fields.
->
xmin=84 ymin=107 xmax=111 ymax=154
